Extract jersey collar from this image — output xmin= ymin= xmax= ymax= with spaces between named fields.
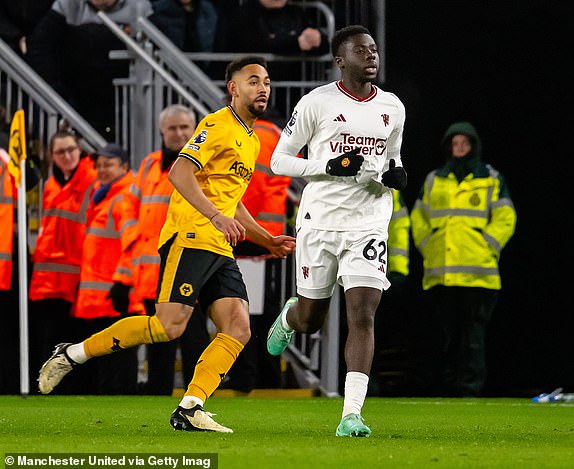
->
xmin=228 ymin=106 xmax=254 ymax=136
xmin=336 ymin=81 xmax=377 ymax=102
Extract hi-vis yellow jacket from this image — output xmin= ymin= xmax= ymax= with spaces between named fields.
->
xmin=388 ymin=189 xmax=410 ymax=276
xmin=411 ymin=165 xmax=516 ymax=290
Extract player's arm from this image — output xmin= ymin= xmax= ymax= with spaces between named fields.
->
xmin=271 ymin=102 xmax=363 ymax=178
xmin=270 ymin=99 xmax=327 ymax=178
xmin=168 ymin=157 xmax=246 ymax=245
xmin=235 ymin=202 xmax=295 ymax=258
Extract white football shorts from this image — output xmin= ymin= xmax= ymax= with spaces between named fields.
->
xmin=295 ymin=226 xmax=391 ymax=299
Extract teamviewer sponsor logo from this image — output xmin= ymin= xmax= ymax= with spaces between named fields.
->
xmin=330 ymin=133 xmax=387 ymax=156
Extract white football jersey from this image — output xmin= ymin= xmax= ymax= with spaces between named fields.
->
xmin=271 ymin=81 xmax=406 ymax=231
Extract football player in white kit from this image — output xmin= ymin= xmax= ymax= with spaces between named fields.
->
xmin=267 ymin=25 xmax=407 ymax=437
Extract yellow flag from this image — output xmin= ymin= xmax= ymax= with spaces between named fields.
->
xmin=8 ymin=109 xmax=27 ymax=187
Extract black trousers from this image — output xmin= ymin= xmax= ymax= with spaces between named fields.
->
xmin=143 ymin=299 xmax=210 ymax=395
xmin=429 ymin=285 xmax=499 ymax=397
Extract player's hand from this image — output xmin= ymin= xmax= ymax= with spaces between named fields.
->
xmin=211 ymin=213 xmax=246 ymax=246
xmin=267 ymin=235 xmax=296 ymax=259
xmin=326 ymin=147 xmax=364 ymax=176
xmin=106 ymin=282 xmax=130 ymax=315
xmin=381 ymin=159 xmax=407 ymax=190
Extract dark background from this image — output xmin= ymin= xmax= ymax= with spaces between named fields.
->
xmin=378 ymin=1 xmax=573 ymax=395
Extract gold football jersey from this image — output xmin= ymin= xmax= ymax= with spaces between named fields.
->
xmin=159 ymin=106 xmax=260 ymax=257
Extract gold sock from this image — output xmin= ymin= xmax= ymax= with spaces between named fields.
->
xmin=83 ymin=315 xmax=169 ymax=358
xmin=185 ymin=332 xmax=244 ymax=402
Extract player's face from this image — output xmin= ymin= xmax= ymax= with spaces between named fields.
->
xmin=338 ymin=34 xmax=379 ymax=83
xmin=230 ymin=64 xmax=271 ymax=118
xmin=161 ymin=112 xmax=196 ymax=151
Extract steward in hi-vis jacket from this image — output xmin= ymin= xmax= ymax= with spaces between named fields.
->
xmin=410 ymin=121 xmax=516 ymax=397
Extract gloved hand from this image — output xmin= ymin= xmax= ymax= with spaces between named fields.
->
xmin=326 ymin=147 xmax=364 ymax=176
xmin=381 ymin=159 xmax=407 ymax=190
xmin=106 ymin=282 xmax=130 ymax=315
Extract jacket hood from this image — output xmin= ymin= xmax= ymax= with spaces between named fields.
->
xmin=441 ymin=121 xmax=482 ymax=161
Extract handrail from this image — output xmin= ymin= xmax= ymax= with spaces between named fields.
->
xmin=0 ymin=38 xmax=107 ymax=151
xmin=293 ymin=1 xmax=336 ymax=41
xmin=97 ymin=11 xmax=211 ymax=117
xmin=137 ymin=16 xmax=225 ymax=111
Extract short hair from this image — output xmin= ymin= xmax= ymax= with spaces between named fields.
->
xmin=225 ymin=56 xmax=268 ymax=84
xmin=331 ymin=25 xmax=372 ymax=57
xmin=158 ymin=104 xmax=196 ymax=128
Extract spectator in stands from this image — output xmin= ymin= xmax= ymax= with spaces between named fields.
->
xmin=410 ymin=121 xmax=517 ymax=397
xmin=150 ymin=0 xmax=221 ymax=52
xmin=227 ymin=111 xmax=291 ymax=392
xmin=124 ymin=104 xmax=210 ymax=395
xmin=0 ymin=0 xmax=55 ymax=56
xmin=29 ymin=129 xmax=96 ymax=394
xmin=73 ymin=143 xmax=143 ymax=394
xmin=224 ymin=0 xmax=328 ymax=56
xmin=27 ymin=0 xmax=153 ymax=140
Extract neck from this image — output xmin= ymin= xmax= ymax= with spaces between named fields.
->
xmin=230 ymin=103 xmax=255 ymax=128
xmin=340 ymin=79 xmax=373 ymax=99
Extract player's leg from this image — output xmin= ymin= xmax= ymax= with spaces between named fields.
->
xmin=171 ymin=256 xmax=248 ymax=433
xmin=267 ymin=227 xmax=336 ymax=355
xmin=38 ymin=305 xmax=182 ymax=394
xmin=38 ymin=233 xmax=190 ymax=394
xmin=336 ymin=228 xmax=389 ymax=437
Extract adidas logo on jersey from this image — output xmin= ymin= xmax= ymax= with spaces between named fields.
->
xmin=333 ymin=114 xmax=346 ymax=122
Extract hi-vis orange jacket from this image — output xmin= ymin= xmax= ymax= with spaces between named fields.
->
xmin=0 ymin=150 xmax=16 ymax=291
xmin=121 ymin=150 xmax=174 ymax=301
xmin=75 ymin=171 xmax=143 ymax=318
xmin=242 ymin=119 xmax=291 ymax=237
xmin=29 ymin=155 xmax=96 ymax=303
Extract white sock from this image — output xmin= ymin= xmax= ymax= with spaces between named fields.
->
xmin=281 ymin=299 xmax=295 ymax=331
xmin=342 ymin=371 xmax=369 ymax=417
xmin=66 ymin=342 xmax=89 ymax=364
xmin=179 ymin=395 xmax=204 ymax=409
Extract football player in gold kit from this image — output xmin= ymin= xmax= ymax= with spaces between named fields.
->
xmin=38 ymin=56 xmax=296 ymax=433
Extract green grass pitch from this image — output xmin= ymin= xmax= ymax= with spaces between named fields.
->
xmin=1 ymin=395 xmax=573 ymax=468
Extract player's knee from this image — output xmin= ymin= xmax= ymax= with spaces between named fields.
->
xmin=225 ymin=309 xmax=251 ymax=344
xmin=347 ymin=312 xmax=375 ymax=331
xmin=155 ymin=303 xmax=193 ymax=340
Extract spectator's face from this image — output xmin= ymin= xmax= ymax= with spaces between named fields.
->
xmin=89 ymin=0 xmax=118 ymax=12
xmin=259 ymin=0 xmax=288 ymax=9
xmin=94 ymin=155 xmax=127 ymax=184
xmin=451 ymin=134 xmax=472 ymax=158
xmin=51 ymin=136 xmax=81 ymax=178
xmin=228 ymin=64 xmax=270 ymax=118
xmin=161 ymin=112 xmax=196 ymax=152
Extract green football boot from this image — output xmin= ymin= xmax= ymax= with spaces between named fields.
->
xmin=266 ymin=297 xmax=297 ymax=356
xmin=335 ymin=413 xmax=371 ymax=437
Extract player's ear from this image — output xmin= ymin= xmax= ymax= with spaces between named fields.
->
xmin=227 ymin=80 xmax=238 ymax=97
xmin=335 ymin=56 xmax=343 ymax=68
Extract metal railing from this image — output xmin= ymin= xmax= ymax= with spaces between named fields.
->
xmin=0 ymin=39 xmax=107 ymax=154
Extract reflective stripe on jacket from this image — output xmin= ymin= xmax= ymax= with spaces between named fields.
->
xmin=410 ymin=165 xmax=516 ymax=290
xmin=0 ymin=154 xmax=15 ymax=290
xmin=388 ymin=189 xmax=410 ymax=276
xmin=75 ymin=171 xmax=143 ymax=318
xmin=123 ymin=150 xmax=173 ymax=300
xmin=242 ymin=119 xmax=291 ymax=237
xmin=29 ymin=156 xmax=96 ymax=302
